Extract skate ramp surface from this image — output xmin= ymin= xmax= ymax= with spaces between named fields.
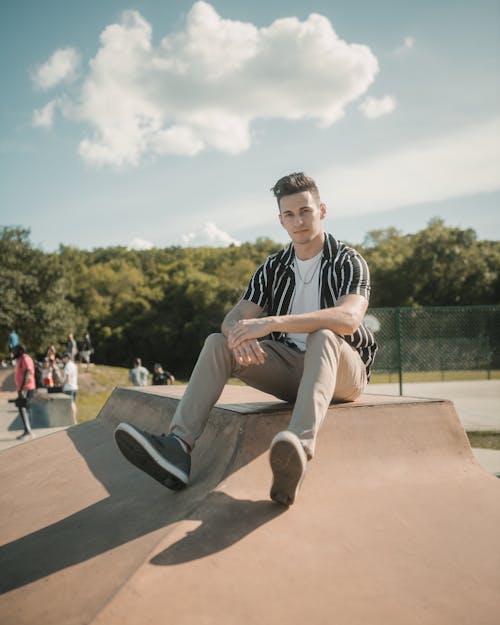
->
xmin=0 ymin=385 xmax=499 ymax=625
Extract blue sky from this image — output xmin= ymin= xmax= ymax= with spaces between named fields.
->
xmin=1 ymin=0 xmax=499 ymax=251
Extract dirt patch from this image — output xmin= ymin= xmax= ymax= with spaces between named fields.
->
xmin=77 ymin=369 xmax=106 ymax=394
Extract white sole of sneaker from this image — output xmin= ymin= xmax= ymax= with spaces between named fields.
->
xmin=115 ymin=423 xmax=189 ymax=486
xmin=269 ymin=431 xmax=307 ymax=506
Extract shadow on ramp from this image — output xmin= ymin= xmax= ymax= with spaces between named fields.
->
xmin=0 ymin=387 xmax=286 ymax=603
xmin=150 ymin=491 xmax=284 ymax=566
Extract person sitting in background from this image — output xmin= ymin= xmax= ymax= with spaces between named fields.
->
xmin=152 ymin=363 xmax=175 ymax=385
xmin=13 ymin=345 xmax=36 ymax=441
xmin=129 ymin=358 xmax=150 ymax=386
xmin=61 ymin=352 xmax=78 ymax=424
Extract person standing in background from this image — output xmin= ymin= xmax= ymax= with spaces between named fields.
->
xmin=61 ymin=352 xmax=78 ymax=424
xmin=80 ymin=332 xmax=93 ymax=366
xmin=129 ymin=358 xmax=150 ymax=386
xmin=8 ymin=329 xmax=20 ymax=363
xmin=13 ymin=345 xmax=36 ymax=441
xmin=41 ymin=358 xmax=54 ymax=388
xmin=66 ymin=333 xmax=78 ymax=361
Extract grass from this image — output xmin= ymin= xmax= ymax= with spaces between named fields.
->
xmin=466 ymin=432 xmax=500 ymax=450
xmin=76 ymin=364 xmax=130 ymax=423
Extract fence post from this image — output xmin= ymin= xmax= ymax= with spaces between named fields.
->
xmin=396 ymin=308 xmax=403 ymax=396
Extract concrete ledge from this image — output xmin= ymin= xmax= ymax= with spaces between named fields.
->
xmin=31 ymin=391 xmax=73 ymax=427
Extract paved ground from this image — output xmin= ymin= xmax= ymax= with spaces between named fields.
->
xmin=368 ymin=379 xmax=500 ymax=431
xmin=368 ymin=380 xmax=500 ymax=475
xmin=1 ymin=386 xmax=499 ymax=625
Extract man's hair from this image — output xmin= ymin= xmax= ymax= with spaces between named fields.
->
xmin=12 ymin=345 xmax=25 ymax=358
xmin=133 ymin=358 xmax=141 ymax=367
xmin=270 ymin=172 xmax=320 ymax=206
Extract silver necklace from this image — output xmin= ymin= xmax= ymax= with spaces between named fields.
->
xmin=295 ymin=255 xmax=322 ymax=284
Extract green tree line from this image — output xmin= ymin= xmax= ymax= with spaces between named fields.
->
xmin=1 ymin=220 xmax=498 ymax=376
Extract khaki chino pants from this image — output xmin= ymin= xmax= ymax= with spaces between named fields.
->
xmin=170 ymin=329 xmax=367 ymax=459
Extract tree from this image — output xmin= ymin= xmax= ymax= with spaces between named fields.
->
xmin=402 ymin=219 xmax=499 ymax=306
xmin=0 ymin=227 xmax=82 ymax=356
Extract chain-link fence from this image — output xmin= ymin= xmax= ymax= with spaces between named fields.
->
xmin=365 ymin=305 xmax=500 ymax=392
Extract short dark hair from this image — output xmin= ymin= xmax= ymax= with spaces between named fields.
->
xmin=12 ymin=345 xmax=25 ymax=358
xmin=270 ymin=172 xmax=320 ymax=206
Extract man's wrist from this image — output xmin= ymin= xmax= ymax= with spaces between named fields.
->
xmin=222 ymin=318 xmax=239 ymax=337
xmin=269 ymin=315 xmax=283 ymax=332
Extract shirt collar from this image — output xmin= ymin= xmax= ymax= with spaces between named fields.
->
xmin=278 ymin=232 xmax=338 ymax=269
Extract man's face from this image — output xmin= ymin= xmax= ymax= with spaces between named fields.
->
xmin=278 ymin=190 xmax=326 ymax=246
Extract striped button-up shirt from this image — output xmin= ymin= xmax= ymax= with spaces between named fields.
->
xmin=242 ymin=233 xmax=378 ymax=377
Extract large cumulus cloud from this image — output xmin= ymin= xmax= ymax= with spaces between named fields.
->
xmin=34 ymin=2 xmax=379 ymax=166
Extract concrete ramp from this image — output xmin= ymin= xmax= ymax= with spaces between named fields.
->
xmin=0 ymin=386 xmax=499 ymax=625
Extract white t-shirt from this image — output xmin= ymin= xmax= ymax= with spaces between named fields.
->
xmin=287 ymin=251 xmax=322 ymax=351
xmin=63 ymin=360 xmax=78 ymax=391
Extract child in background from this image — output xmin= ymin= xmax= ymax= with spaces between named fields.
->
xmin=41 ymin=358 xmax=54 ymax=388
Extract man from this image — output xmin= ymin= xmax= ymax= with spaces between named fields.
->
xmin=152 ymin=363 xmax=175 ymax=385
xmin=129 ymin=358 xmax=150 ymax=386
xmin=115 ymin=173 xmax=377 ymax=506
xmin=66 ymin=333 xmax=78 ymax=361
xmin=61 ymin=352 xmax=78 ymax=424
xmin=13 ymin=345 xmax=36 ymax=441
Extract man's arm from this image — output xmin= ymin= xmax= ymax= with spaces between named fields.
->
xmin=221 ymin=299 xmax=267 ymax=366
xmin=227 ymin=294 xmax=368 ymax=349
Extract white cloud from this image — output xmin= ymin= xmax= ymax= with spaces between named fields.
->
xmin=394 ymin=36 xmax=415 ymax=55
xmin=33 ymin=47 xmax=80 ymax=90
xmin=32 ymin=100 xmax=58 ymax=128
xmin=128 ymin=237 xmax=155 ymax=250
xmin=319 ymin=117 xmax=500 ymax=216
xmin=181 ymin=222 xmax=241 ymax=247
xmin=359 ymin=95 xmax=396 ymax=119
xmin=34 ymin=2 xmax=378 ymax=166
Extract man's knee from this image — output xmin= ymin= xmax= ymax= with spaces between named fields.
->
xmin=306 ymin=328 xmax=342 ymax=348
xmin=203 ymin=333 xmax=228 ymax=350
xmin=205 ymin=332 xmax=226 ymax=346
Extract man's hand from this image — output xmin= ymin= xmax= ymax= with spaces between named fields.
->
xmin=227 ymin=318 xmax=274 ymax=351
xmin=232 ymin=338 xmax=267 ymax=366
xmin=221 ymin=300 xmax=269 ymax=366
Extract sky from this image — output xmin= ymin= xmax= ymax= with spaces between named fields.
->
xmin=1 ymin=0 xmax=499 ymax=251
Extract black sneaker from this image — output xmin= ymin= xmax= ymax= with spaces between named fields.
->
xmin=269 ymin=431 xmax=307 ymax=506
xmin=114 ymin=423 xmax=190 ymax=490
xmin=16 ymin=431 xmax=34 ymax=441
